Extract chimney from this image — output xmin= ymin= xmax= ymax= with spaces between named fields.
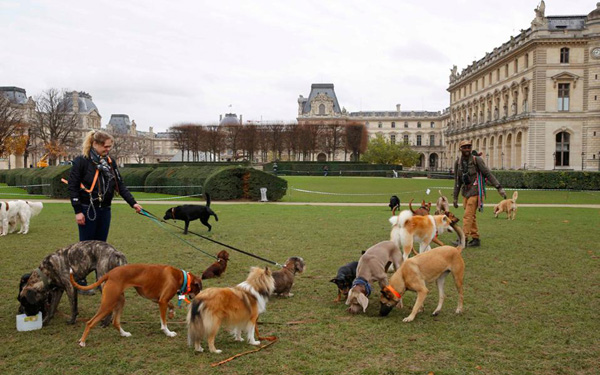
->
xmin=149 ymin=126 xmax=154 ymax=134
xmin=396 ymin=104 xmax=401 ymax=112
xmin=239 ymin=114 xmax=243 ymax=124
xmin=72 ymin=92 xmax=79 ymax=113
xmin=219 ymin=114 xmax=222 ymax=122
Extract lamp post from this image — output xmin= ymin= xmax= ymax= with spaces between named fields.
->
xmin=581 ymin=152 xmax=585 ymax=171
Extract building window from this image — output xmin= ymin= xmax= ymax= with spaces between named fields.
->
xmin=318 ymin=104 xmax=325 ymax=115
xmin=404 ymin=122 xmax=408 ymax=128
xmin=505 ymin=64 xmax=509 ymax=78
xmin=417 ymin=135 xmax=422 ymax=146
xmin=489 ymin=73 xmax=492 ymax=85
xmin=417 ymin=122 xmax=421 ymax=128
xmin=525 ymin=53 xmax=529 ymax=68
xmin=403 ymin=135 xmax=409 ymax=144
xmin=497 ymin=69 xmax=500 ymax=81
xmin=558 ymin=83 xmax=570 ymax=111
xmin=560 ymin=47 xmax=569 ymax=64
xmin=514 ymin=59 xmax=518 ymax=73
xmin=555 ymin=132 xmax=570 ymax=166
xmin=430 ymin=122 xmax=435 ymax=128
xmin=430 ymin=134 xmax=435 ymax=145
xmin=390 ymin=135 xmax=396 ymax=144
xmin=378 ymin=122 xmax=383 ymax=128
xmin=391 ymin=122 xmax=396 ymax=128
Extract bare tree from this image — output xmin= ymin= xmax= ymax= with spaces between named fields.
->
xmin=322 ymin=120 xmax=344 ymax=161
xmin=108 ymin=132 xmax=135 ymax=165
xmin=283 ymin=123 xmax=299 ymax=161
xmin=170 ymin=124 xmax=193 ymax=161
xmin=0 ymin=96 xmax=23 ymax=161
xmin=205 ymin=125 xmax=224 ymax=161
xmin=240 ymin=124 xmax=258 ymax=162
xmin=268 ymin=123 xmax=285 ymax=161
xmin=130 ymin=136 xmax=152 ymax=163
xmin=29 ymin=88 xmax=80 ymax=165
xmin=257 ymin=125 xmax=271 ymax=162
xmin=223 ymin=124 xmax=243 ymax=160
xmin=343 ymin=121 xmax=368 ymax=161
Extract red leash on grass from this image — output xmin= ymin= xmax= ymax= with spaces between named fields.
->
xmin=210 ymin=337 xmax=278 ymax=367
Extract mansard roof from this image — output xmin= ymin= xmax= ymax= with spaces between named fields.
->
xmin=299 ymin=83 xmax=342 ymax=115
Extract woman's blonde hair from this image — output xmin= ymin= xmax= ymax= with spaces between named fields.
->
xmin=82 ymin=130 xmax=114 ymax=157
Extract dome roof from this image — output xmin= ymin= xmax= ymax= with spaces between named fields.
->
xmin=588 ymin=3 xmax=600 ymax=21
xmin=0 ymin=86 xmax=28 ymax=104
xmin=219 ymin=113 xmax=240 ymax=126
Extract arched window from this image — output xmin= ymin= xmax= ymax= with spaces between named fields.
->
xmin=555 ymin=132 xmax=570 ymax=166
xmin=318 ymin=104 xmax=325 ymax=115
xmin=560 ymin=47 xmax=569 ymax=64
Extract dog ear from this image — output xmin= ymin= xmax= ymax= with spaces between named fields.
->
xmin=264 ymin=266 xmax=271 ymax=276
xmin=357 ymin=293 xmax=369 ymax=312
xmin=25 ymin=289 xmax=38 ymax=305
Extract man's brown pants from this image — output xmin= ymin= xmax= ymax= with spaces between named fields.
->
xmin=462 ymin=195 xmax=479 ymax=240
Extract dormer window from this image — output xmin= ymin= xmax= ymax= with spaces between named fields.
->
xmin=560 ymin=47 xmax=569 ymax=64
xmin=318 ymin=104 xmax=326 ymax=115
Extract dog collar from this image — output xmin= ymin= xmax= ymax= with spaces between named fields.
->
xmin=171 ymin=207 xmax=176 ymax=219
xmin=179 ymin=270 xmax=191 ymax=296
xmin=384 ymin=285 xmax=402 ymax=300
xmin=352 ymin=277 xmax=372 ymax=297
xmin=34 ymin=268 xmax=50 ymax=289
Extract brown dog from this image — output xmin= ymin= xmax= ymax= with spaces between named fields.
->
xmin=346 ymin=241 xmax=402 ymax=314
xmin=70 ymin=264 xmax=202 ymax=347
xmin=494 ymin=191 xmax=518 ymax=220
xmin=379 ymin=225 xmax=465 ymax=322
xmin=272 ymin=256 xmax=305 ymax=297
xmin=435 ymin=190 xmax=450 ymax=215
xmin=409 ymin=199 xmax=431 ymax=216
xmin=201 ymin=250 xmax=230 ymax=280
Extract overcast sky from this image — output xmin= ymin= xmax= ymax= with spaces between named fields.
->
xmin=1 ymin=0 xmax=594 ymax=132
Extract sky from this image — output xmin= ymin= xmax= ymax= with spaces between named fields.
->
xmin=1 ymin=0 xmax=595 ymax=132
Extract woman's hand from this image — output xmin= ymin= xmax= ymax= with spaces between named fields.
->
xmin=76 ymin=213 xmax=85 ymax=226
xmin=133 ymin=203 xmax=143 ymax=214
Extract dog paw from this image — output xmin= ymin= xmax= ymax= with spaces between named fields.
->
xmin=211 ymin=349 xmax=222 ymax=354
xmin=78 ymin=341 xmax=86 ymax=348
xmin=248 ymin=340 xmax=261 ymax=346
xmin=455 ymin=308 xmax=463 ymax=314
xmin=402 ymin=316 xmax=415 ymax=322
xmin=164 ymin=330 xmax=177 ymax=337
xmin=432 ymin=310 xmax=440 ymax=316
xmin=194 ymin=345 xmax=204 ymax=352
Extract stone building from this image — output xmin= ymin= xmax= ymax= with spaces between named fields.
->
xmin=445 ymin=2 xmax=600 ymax=171
xmin=0 ymin=87 xmax=36 ymax=169
xmin=297 ymin=83 xmax=450 ymax=169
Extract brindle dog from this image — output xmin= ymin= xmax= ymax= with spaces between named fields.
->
xmin=18 ymin=241 xmax=127 ymax=326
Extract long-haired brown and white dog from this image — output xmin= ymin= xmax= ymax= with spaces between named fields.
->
xmin=494 ymin=191 xmax=518 ymax=220
xmin=187 ymin=266 xmax=275 ymax=353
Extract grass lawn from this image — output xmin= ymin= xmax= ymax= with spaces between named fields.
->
xmin=280 ymin=176 xmax=600 ymax=204
xmin=1 ymin=201 xmax=599 ymax=375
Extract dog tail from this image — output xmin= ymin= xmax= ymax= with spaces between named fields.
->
xmin=512 ymin=191 xmax=518 ymax=202
xmin=209 ymin=208 xmax=218 ymax=221
xmin=69 ymin=268 xmax=109 ymax=291
xmin=439 ymin=190 xmax=444 ymax=197
xmin=408 ymin=199 xmax=417 ymax=214
xmin=452 ymin=224 xmax=466 ymax=252
xmin=205 ymin=193 xmax=211 ymax=207
xmin=187 ymin=298 xmax=206 ymax=347
xmin=26 ymin=201 xmax=44 ymax=217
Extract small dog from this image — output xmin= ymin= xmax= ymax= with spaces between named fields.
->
xmin=70 ymin=264 xmax=203 ymax=347
xmin=187 ymin=266 xmax=275 ymax=353
xmin=435 ymin=190 xmax=450 ymax=215
xmin=389 ymin=210 xmax=454 ymax=261
xmin=272 ymin=256 xmax=305 ymax=297
xmin=408 ymin=199 xmax=431 ymax=216
xmin=163 ymin=193 xmax=218 ymax=233
xmin=494 ymin=191 xmax=519 ymax=220
xmin=19 ymin=241 xmax=127 ymax=325
xmin=346 ymin=241 xmax=402 ymax=314
xmin=330 ymin=261 xmax=358 ymax=302
xmin=202 ymin=250 xmax=230 ymax=280
xmin=388 ymin=195 xmax=400 ymax=211
xmin=379 ymin=225 xmax=465 ymax=322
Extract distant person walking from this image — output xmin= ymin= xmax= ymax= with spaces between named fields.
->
xmin=323 ymin=165 xmax=329 ymax=176
xmin=453 ymin=140 xmax=506 ymax=247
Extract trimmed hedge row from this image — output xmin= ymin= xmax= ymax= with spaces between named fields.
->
xmin=494 ymin=170 xmax=600 ymax=190
xmin=204 ymin=167 xmax=287 ymax=201
xmin=119 ymin=167 xmax=155 ymax=192
xmin=143 ymin=165 xmax=226 ymax=196
xmin=0 ymin=166 xmax=71 ymax=197
xmin=264 ymin=162 xmax=403 ymax=177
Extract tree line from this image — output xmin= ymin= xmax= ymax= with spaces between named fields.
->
xmin=169 ymin=120 xmax=369 ymax=162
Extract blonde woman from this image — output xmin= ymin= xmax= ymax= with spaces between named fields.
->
xmin=68 ymin=129 xmax=142 ymax=239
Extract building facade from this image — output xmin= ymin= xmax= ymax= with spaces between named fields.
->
xmin=445 ymin=2 xmax=600 ymax=171
xmin=297 ymin=83 xmax=450 ymax=170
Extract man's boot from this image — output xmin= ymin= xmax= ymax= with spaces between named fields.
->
xmin=467 ymin=238 xmax=481 ymax=247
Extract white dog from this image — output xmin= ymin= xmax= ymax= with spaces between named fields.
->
xmin=1 ymin=200 xmax=43 ymax=235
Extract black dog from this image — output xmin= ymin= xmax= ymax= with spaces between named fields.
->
xmin=389 ymin=195 xmax=400 ymax=211
xmin=330 ymin=261 xmax=358 ymax=302
xmin=163 ymin=193 xmax=218 ymax=234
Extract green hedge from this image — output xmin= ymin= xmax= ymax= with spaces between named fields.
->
xmin=494 ymin=170 xmax=600 ymax=190
xmin=119 ymin=167 xmax=156 ymax=192
xmin=264 ymin=162 xmax=402 ymax=177
xmin=204 ymin=167 xmax=287 ymax=201
xmin=143 ymin=165 xmax=226 ymax=195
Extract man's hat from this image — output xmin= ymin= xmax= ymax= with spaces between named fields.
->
xmin=459 ymin=140 xmax=472 ymax=149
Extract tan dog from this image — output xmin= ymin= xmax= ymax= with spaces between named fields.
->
xmin=494 ymin=191 xmax=518 ymax=220
xmin=435 ymin=190 xmax=450 ymax=215
xmin=379 ymin=225 xmax=465 ymax=322
xmin=408 ymin=199 xmax=431 ymax=216
xmin=346 ymin=241 xmax=402 ymax=314
xmin=272 ymin=256 xmax=305 ymax=297
xmin=389 ymin=210 xmax=454 ymax=261
xmin=187 ymin=266 xmax=275 ymax=353
xmin=70 ymin=264 xmax=202 ymax=347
